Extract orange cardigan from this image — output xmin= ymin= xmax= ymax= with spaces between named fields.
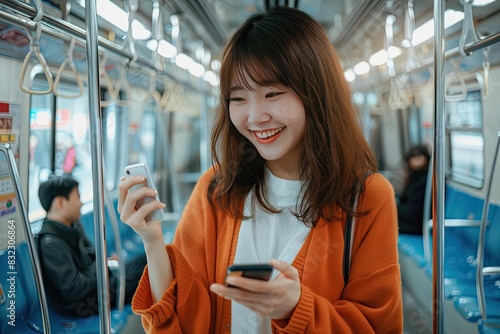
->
xmin=132 ymin=169 xmax=403 ymax=333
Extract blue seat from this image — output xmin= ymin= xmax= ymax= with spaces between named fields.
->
xmin=398 ymin=234 xmax=427 ymax=268
xmin=46 ymin=304 xmax=129 ymax=334
xmin=398 ymin=184 xmax=500 ymax=326
xmin=0 ymin=241 xmax=44 ymax=333
xmin=478 ymin=318 xmax=500 ymax=334
xmin=454 ymin=296 xmax=500 ymax=322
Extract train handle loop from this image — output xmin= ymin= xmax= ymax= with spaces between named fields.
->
xmin=123 ymin=0 xmax=139 ymax=63
xmin=18 ymin=21 xmax=54 ymax=95
xmin=482 ymin=47 xmax=490 ymax=96
xmin=385 ymin=15 xmax=396 ymax=78
xmin=147 ymin=72 xmax=162 ymax=106
xmin=459 ymin=0 xmax=480 ymax=57
xmin=115 ymin=66 xmax=133 ymax=107
xmin=99 ymin=53 xmax=118 ymax=107
xmin=445 ymin=60 xmax=467 ymax=102
xmin=389 ymin=74 xmax=413 ymax=110
xmin=53 ymin=38 xmax=84 ymax=98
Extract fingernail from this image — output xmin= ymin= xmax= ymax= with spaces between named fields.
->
xmin=120 ymin=177 xmax=125 ymax=181
xmin=226 ymin=277 xmax=235 ymax=284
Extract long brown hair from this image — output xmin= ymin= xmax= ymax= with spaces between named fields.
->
xmin=208 ymin=6 xmax=377 ymax=226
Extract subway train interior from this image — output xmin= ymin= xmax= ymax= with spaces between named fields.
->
xmin=0 ymin=0 xmax=499 ymax=333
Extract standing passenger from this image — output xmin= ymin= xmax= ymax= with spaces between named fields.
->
xmin=118 ymin=6 xmax=402 ymax=333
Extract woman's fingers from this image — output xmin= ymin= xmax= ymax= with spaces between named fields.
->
xmin=117 ymin=175 xmax=145 ymax=214
xmin=271 ymin=259 xmax=299 ymax=281
xmin=118 ymin=176 xmax=164 ymax=223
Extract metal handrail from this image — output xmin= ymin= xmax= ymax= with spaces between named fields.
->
xmin=0 ymin=144 xmax=51 ymax=333
xmin=84 ymin=0 xmax=110 ymax=332
xmin=432 ymin=1 xmax=446 ymax=332
xmin=423 ymin=218 xmax=487 ymax=268
xmin=476 ymin=131 xmax=500 ymax=319
xmin=1 ymin=0 xmax=156 ymax=73
xmin=104 ymin=186 xmax=126 ymax=312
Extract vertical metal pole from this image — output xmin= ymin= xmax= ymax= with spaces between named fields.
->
xmin=432 ymin=0 xmax=445 ymax=333
xmin=84 ymin=0 xmax=111 ymax=333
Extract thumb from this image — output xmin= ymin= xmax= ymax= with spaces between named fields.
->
xmin=271 ymin=259 xmax=299 ymax=281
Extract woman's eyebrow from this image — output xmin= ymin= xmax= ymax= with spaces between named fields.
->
xmin=229 ymin=85 xmax=245 ymax=93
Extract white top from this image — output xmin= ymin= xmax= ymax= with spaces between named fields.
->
xmin=231 ymin=168 xmax=311 ymax=334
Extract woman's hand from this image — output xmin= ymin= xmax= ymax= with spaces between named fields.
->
xmin=209 ymin=259 xmax=301 ymax=320
xmin=117 ymin=175 xmax=166 ymax=245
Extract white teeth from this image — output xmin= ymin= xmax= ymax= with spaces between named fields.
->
xmin=254 ymin=127 xmax=284 ymax=139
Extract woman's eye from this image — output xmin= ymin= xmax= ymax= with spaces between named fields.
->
xmin=266 ymin=92 xmax=284 ymax=98
xmin=229 ymin=97 xmax=244 ymax=102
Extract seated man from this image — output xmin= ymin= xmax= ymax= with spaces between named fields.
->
xmin=37 ymin=175 xmax=147 ymax=317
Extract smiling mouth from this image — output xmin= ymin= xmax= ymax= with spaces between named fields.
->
xmin=253 ymin=127 xmax=285 ymax=139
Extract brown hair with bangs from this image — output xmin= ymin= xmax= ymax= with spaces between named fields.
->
xmin=208 ymin=6 xmax=378 ymax=226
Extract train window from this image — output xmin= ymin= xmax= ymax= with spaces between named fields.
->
xmin=55 ymin=88 xmax=93 ymax=203
xmin=446 ymin=89 xmax=484 ymax=188
xmin=28 ymin=94 xmax=54 ymax=221
xmin=140 ymin=109 xmax=158 ymax=169
xmin=28 ymin=83 xmax=95 ymax=222
xmin=103 ymin=105 xmax=120 ymax=190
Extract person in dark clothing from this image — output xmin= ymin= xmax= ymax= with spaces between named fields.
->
xmin=397 ymin=144 xmax=431 ymax=235
xmin=37 ymin=175 xmax=147 ymax=317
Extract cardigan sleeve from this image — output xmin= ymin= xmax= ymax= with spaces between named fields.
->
xmin=272 ymin=174 xmax=403 ymax=333
xmin=131 ymin=245 xmax=212 ymax=333
xmin=131 ymin=169 xmax=218 ymax=333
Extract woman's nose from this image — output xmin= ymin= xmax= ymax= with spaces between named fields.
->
xmin=247 ymin=100 xmax=271 ymax=124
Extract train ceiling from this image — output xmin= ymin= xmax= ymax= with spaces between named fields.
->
xmin=0 ymin=0 xmax=499 ymax=92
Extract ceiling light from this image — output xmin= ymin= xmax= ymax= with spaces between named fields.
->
xmin=82 ymin=0 xmax=151 ymax=40
xmin=175 ymin=53 xmax=194 ymax=70
xmin=203 ymin=71 xmax=219 ymax=86
xmin=353 ymin=61 xmax=370 ymax=75
xmin=175 ymin=53 xmax=206 ymax=77
xmin=147 ymin=39 xmax=177 ymax=58
xmin=472 ymin=0 xmax=496 ymax=6
xmin=344 ymin=69 xmax=356 ymax=82
xmin=369 ymin=49 xmax=388 ymax=66
xmin=189 ymin=63 xmax=206 ymax=77
xmin=411 ymin=9 xmax=464 ymax=46
xmin=387 ymin=46 xmax=402 ymax=58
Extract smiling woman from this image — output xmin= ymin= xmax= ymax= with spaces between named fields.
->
xmin=118 ymin=6 xmax=402 ymax=334
xmin=228 ymin=81 xmax=306 ymax=179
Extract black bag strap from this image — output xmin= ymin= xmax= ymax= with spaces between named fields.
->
xmin=342 ymin=186 xmax=361 ymax=286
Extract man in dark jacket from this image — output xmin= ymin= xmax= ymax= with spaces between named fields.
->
xmin=37 ymin=176 xmax=146 ymax=317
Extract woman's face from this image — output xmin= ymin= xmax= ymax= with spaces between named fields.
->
xmin=409 ymin=154 xmax=428 ymax=171
xmin=228 ymin=74 xmax=306 ymax=179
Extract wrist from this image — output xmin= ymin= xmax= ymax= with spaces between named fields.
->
xmin=144 ymin=235 xmax=165 ymax=252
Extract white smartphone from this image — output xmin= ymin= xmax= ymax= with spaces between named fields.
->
xmin=123 ymin=163 xmax=164 ymax=222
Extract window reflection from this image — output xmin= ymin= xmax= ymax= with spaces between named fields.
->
xmin=446 ymin=89 xmax=484 ymax=188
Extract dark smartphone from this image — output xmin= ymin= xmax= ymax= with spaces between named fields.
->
xmin=225 ymin=263 xmax=274 ymax=287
